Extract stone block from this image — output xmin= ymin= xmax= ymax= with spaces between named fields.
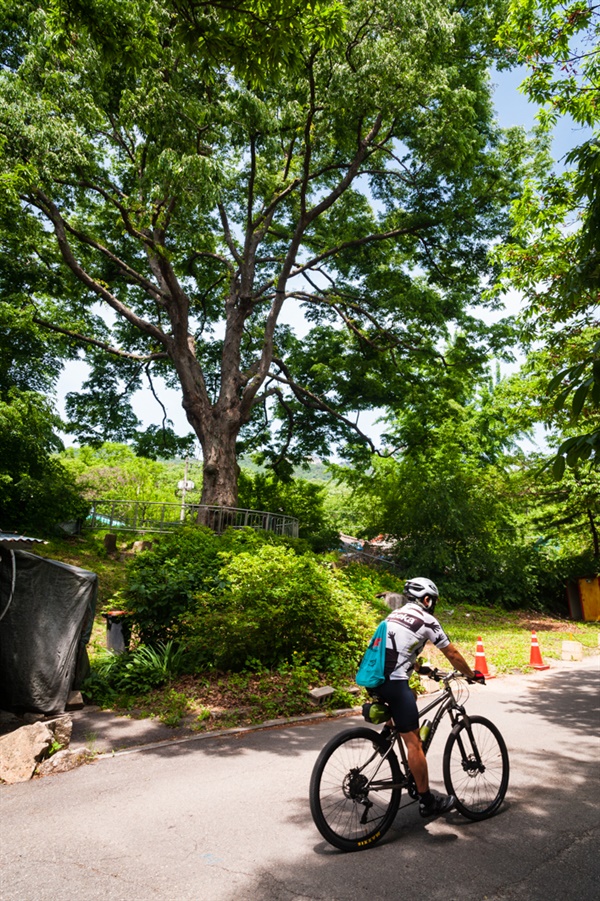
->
xmin=65 ymin=691 xmax=84 ymax=711
xmin=46 ymin=715 xmax=73 ymax=748
xmin=561 ymin=640 xmax=583 ymax=661
xmin=0 ymin=723 xmax=53 ymax=784
xmin=103 ymin=533 xmax=118 ymax=554
xmin=36 ymin=748 xmax=94 ymax=777
xmin=308 ymin=686 xmax=335 ymax=704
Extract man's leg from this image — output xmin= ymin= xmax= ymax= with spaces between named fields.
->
xmin=400 ymin=729 xmax=429 ymax=792
xmin=400 ymin=728 xmax=455 ymax=818
xmin=376 ymin=680 xmax=454 ymax=817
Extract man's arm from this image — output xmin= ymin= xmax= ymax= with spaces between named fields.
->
xmin=440 ymin=642 xmax=476 ymax=680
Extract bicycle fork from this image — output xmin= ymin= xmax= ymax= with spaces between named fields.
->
xmin=450 ymin=713 xmax=486 ymax=774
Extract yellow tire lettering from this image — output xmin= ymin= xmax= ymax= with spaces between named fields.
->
xmin=357 ymin=831 xmax=381 ymax=846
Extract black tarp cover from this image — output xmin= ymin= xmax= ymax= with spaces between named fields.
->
xmin=0 ymin=549 xmax=97 ymax=714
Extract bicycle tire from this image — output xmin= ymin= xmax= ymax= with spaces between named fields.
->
xmin=309 ymin=727 xmax=402 ymax=852
xmin=443 ymin=715 xmax=509 ymax=820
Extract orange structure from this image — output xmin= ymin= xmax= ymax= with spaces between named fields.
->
xmin=529 ymin=631 xmax=550 ymax=671
xmin=474 ymin=636 xmax=495 ymax=679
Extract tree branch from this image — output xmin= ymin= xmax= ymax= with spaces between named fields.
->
xmin=30 ymin=315 xmax=168 ymax=361
xmin=29 ymin=189 xmax=169 ymax=346
xmin=218 ymin=203 xmax=243 ymax=265
xmin=268 ymin=360 xmax=381 ymax=454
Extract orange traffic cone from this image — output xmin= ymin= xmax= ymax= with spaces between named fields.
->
xmin=529 ymin=631 xmax=550 ymax=670
xmin=474 ymin=636 xmax=495 ymax=679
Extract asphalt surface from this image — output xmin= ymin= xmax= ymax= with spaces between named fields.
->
xmin=1 ymin=656 xmax=599 ymax=901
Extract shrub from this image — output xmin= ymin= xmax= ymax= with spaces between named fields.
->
xmin=238 ymin=471 xmax=339 ymax=552
xmin=120 ymin=525 xmax=313 ymax=643
xmin=83 ymin=641 xmax=185 ymax=705
xmin=178 ymin=544 xmax=378 ymax=672
xmin=120 ymin=526 xmax=223 ymax=643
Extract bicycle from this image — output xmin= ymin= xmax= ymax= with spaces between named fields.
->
xmin=309 ymin=669 xmax=509 ymax=852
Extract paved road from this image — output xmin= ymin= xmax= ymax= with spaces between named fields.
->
xmin=1 ymin=658 xmax=599 ymax=901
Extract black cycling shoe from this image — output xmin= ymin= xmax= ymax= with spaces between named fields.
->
xmin=419 ymin=790 xmax=456 ymax=818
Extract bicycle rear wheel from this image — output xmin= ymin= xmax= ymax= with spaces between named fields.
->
xmin=309 ymin=727 xmax=402 ymax=852
xmin=443 ymin=715 xmax=509 ymax=820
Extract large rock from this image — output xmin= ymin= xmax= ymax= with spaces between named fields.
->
xmin=0 ymin=722 xmax=53 ymax=784
xmin=36 ymin=748 xmax=94 ymax=777
xmin=46 ymin=715 xmax=73 ymax=748
xmin=377 ymin=591 xmax=405 ymax=611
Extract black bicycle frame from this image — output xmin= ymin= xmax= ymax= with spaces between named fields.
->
xmin=369 ymin=676 xmax=477 ymax=791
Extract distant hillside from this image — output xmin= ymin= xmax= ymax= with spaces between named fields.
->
xmin=239 ymin=457 xmax=333 ymax=482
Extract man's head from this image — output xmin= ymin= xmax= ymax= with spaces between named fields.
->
xmin=404 ymin=577 xmax=439 ymax=614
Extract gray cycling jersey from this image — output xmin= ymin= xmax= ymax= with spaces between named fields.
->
xmin=384 ymin=602 xmax=450 ymax=680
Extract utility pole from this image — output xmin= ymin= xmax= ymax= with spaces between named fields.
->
xmin=177 ymin=458 xmax=194 ymax=521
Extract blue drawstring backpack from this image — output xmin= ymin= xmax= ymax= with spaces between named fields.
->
xmin=355 ymin=620 xmax=388 ymax=689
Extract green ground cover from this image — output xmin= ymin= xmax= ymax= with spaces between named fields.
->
xmin=36 ymin=533 xmax=599 ymax=732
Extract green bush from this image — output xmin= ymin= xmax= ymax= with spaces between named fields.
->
xmin=120 ymin=526 xmax=223 ymax=643
xmin=333 ymin=561 xmax=404 ymax=607
xmin=238 ymin=471 xmax=339 ymax=552
xmin=120 ymin=525 xmax=314 ymax=643
xmin=83 ymin=641 xmax=185 ymax=705
xmin=179 ymin=545 xmax=378 ymax=672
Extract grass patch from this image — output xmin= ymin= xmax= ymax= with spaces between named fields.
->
xmin=430 ymin=601 xmax=600 ymax=674
xmin=86 ymin=605 xmax=600 ymax=730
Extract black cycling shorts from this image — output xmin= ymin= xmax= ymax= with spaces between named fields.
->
xmin=373 ymin=678 xmax=419 ymax=734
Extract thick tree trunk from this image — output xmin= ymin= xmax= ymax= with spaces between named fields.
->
xmin=198 ymin=426 xmax=240 ymax=508
xmin=174 ymin=327 xmax=246 ymax=510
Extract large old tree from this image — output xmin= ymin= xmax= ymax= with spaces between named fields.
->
xmin=1 ymin=0 xmax=524 ymax=506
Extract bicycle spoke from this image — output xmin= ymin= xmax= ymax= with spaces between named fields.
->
xmin=443 ymin=716 xmax=509 ymax=820
xmin=310 ymin=729 xmax=402 ymax=851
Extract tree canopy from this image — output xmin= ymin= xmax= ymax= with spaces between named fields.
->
xmin=495 ymin=0 xmax=600 ymax=473
xmin=1 ymin=0 xmax=525 ymax=505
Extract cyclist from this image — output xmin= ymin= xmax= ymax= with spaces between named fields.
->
xmin=373 ymin=577 xmax=485 ymax=818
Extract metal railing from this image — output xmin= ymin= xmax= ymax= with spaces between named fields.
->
xmin=86 ymin=500 xmax=299 ymax=538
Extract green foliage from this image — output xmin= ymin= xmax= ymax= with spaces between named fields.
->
xmin=330 ymin=380 xmax=557 ymax=608
xmin=83 ymin=640 xmax=186 ymax=705
xmin=154 ymin=689 xmax=191 ymax=727
xmin=331 ymin=561 xmax=403 ymax=607
xmin=494 ymin=0 xmax=600 ymax=470
xmin=0 ymin=304 xmax=67 ymax=396
xmin=0 ymin=0 xmax=525 ymax=504
xmin=132 ymin=425 xmax=196 ymax=461
xmin=59 ymin=442 xmax=204 ymax=505
xmin=237 ymin=470 xmax=339 ymax=551
xmin=119 ymin=524 xmax=311 ymax=643
xmin=120 ymin=526 xmax=223 ymax=643
xmin=0 ymin=389 xmax=88 ymax=533
xmin=497 ymin=0 xmax=599 ymax=126
xmin=179 ymin=543 xmax=377 ymax=671
xmin=513 ymin=457 xmax=600 ymax=603
xmin=114 ymin=528 xmax=387 ymax=672
xmin=46 ymin=738 xmax=63 ymax=757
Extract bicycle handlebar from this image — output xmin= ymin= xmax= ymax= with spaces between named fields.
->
xmin=420 ymin=666 xmax=486 ymax=685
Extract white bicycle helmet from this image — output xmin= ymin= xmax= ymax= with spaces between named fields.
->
xmin=404 ymin=577 xmax=439 ymax=614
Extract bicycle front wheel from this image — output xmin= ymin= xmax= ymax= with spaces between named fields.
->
xmin=443 ymin=715 xmax=509 ymax=820
xmin=309 ymin=727 xmax=402 ymax=852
